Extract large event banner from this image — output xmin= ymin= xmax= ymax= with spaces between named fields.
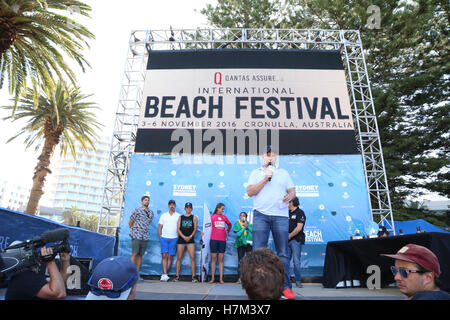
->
xmin=118 ymin=154 xmax=377 ymax=277
xmin=135 ymin=49 xmax=358 ymax=154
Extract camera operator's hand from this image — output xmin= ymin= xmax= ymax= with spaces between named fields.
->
xmin=40 ymin=247 xmax=56 ymax=263
xmin=35 ymin=247 xmax=67 ymax=299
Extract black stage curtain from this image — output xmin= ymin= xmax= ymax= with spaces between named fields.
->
xmin=322 ymin=232 xmax=450 ymax=292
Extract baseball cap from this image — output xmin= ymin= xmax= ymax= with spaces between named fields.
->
xmin=185 ymin=202 xmax=193 ymax=208
xmin=380 ymin=244 xmax=441 ymax=277
xmin=86 ymin=256 xmax=138 ymax=300
xmin=168 ymin=200 xmax=176 ymax=205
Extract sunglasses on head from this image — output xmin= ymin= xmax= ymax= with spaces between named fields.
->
xmin=88 ymin=274 xmax=137 ymax=299
xmin=390 ymin=266 xmax=428 ymax=278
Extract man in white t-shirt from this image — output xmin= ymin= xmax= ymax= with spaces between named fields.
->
xmin=246 ymin=145 xmax=296 ymax=299
xmin=157 ymin=199 xmax=181 ymax=282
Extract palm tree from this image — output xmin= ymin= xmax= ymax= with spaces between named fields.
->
xmin=0 ymin=0 xmax=94 ymax=113
xmin=2 ymin=81 xmax=102 ymax=215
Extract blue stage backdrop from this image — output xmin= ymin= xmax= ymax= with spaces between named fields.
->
xmin=118 ymin=154 xmax=376 ymax=277
xmin=0 ymin=207 xmax=115 ymax=268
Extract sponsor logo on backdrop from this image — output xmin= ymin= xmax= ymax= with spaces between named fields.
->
xmin=143 ymin=159 xmax=158 ymax=164
xmin=295 ymin=185 xmax=319 ymax=197
xmin=218 ymin=182 xmax=225 ymax=188
xmin=305 ymin=227 xmax=324 ymax=243
xmin=214 ymin=195 xmax=229 ymax=198
xmin=173 ymin=184 xmax=197 ymax=197
xmin=334 ymin=160 xmax=349 ymax=164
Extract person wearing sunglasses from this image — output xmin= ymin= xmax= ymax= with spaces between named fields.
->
xmin=86 ymin=256 xmax=138 ymax=300
xmin=381 ymin=244 xmax=450 ymax=300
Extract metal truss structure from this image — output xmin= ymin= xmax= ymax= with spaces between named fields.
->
xmin=97 ymin=28 xmax=395 ymax=235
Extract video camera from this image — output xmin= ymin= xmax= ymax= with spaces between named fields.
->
xmin=0 ymin=228 xmax=71 ymax=279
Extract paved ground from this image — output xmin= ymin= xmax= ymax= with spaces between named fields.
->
xmin=132 ymin=280 xmax=404 ymax=300
xmin=0 ymin=280 xmax=404 ymax=300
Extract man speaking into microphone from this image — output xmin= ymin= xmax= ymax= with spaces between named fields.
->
xmin=246 ymin=145 xmax=297 ymax=300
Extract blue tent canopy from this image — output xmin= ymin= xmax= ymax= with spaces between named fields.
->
xmin=382 ymin=219 xmax=449 ymax=235
xmin=0 ymin=207 xmax=115 ymax=268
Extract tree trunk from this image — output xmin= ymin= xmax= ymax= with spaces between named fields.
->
xmin=25 ymin=119 xmax=63 ymax=215
xmin=0 ymin=17 xmax=17 ymax=55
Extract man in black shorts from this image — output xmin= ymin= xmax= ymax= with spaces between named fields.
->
xmin=129 ymin=195 xmax=154 ymax=274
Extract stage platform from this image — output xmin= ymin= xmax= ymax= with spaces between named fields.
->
xmin=0 ymin=280 xmax=405 ymax=300
xmin=133 ymin=280 xmax=404 ymax=300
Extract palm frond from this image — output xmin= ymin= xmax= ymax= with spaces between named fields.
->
xmin=1 ymin=0 xmax=94 ymax=114
xmin=1 ymin=81 xmax=103 ymax=158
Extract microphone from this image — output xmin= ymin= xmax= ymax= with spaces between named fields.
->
xmin=3 ymin=228 xmax=70 ymax=252
xmin=37 ymin=228 xmax=70 ymax=245
xmin=267 ymin=161 xmax=275 ymax=181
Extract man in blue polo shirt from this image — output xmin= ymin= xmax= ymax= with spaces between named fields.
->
xmin=246 ymin=145 xmax=296 ymax=300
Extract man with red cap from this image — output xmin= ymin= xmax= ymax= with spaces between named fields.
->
xmin=381 ymin=244 xmax=450 ymax=300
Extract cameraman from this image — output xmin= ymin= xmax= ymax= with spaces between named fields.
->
xmin=5 ymin=246 xmax=70 ymax=300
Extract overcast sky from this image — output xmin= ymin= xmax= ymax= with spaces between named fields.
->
xmin=0 ymin=0 xmax=213 ymax=184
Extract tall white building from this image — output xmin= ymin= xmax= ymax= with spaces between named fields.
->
xmin=0 ymin=178 xmax=31 ymax=211
xmin=45 ymin=137 xmax=112 ymax=216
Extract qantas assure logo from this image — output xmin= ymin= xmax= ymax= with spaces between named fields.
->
xmin=213 ymin=72 xmax=278 ymax=84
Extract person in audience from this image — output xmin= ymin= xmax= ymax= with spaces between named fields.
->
xmin=381 ymin=243 xmax=450 ymax=300
xmin=86 ymin=256 xmax=138 ymax=300
xmin=239 ymin=248 xmax=285 ymax=300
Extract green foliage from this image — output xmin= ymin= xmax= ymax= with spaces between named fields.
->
xmin=0 ymin=0 xmax=95 ymax=114
xmin=62 ymin=206 xmax=117 ymax=235
xmin=393 ymin=202 xmax=449 ymax=231
xmin=200 ymin=0 xmax=450 ymax=205
xmin=1 ymin=81 xmax=102 ymax=160
xmin=200 ymin=0 xmax=285 ymax=28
